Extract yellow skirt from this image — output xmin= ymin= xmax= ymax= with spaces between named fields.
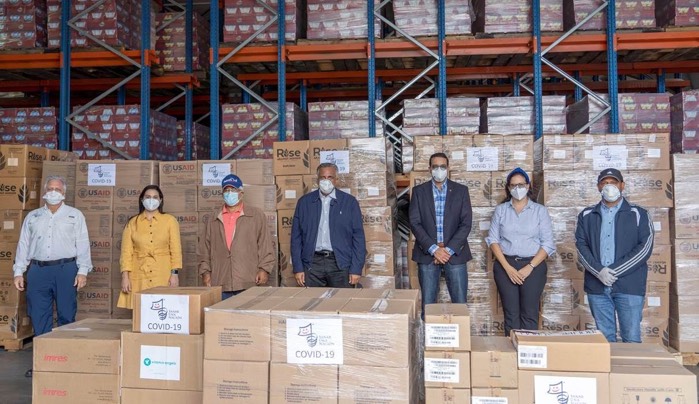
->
xmin=116 ymin=257 xmax=171 ymax=309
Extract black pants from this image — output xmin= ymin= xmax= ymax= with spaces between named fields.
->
xmin=493 ymin=256 xmax=547 ymax=336
xmin=305 ymin=252 xmax=351 ymax=288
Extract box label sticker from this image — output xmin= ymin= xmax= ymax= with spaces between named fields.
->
xmin=320 ymin=150 xmax=349 ymax=174
xmin=592 ymin=145 xmax=628 ymax=170
xmin=7 ymin=157 xmax=18 ymax=167
xmin=367 ymin=187 xmax=380 ymax=197
xmin=534 ymin=375 xmax=597 ymax=404
xmin=424 ymin=358 xmax=460 ymax=384
xmin=518 ymin=345 xmax=547 ymax=368
xmin=467 ymin=147 xmax=499 ymax=171
xmin=139 ymin=294 xmax=190 ymax=334
xmin=425 ymin=324 xmax=459 ymax=348
xmin=452 ymin=151 xmax=465 ymax=161
xmin=472 ymin=398 xmax=508 ymax=404
xmin=140 ymin=345 xmax=181 ymax=381
xmin=287 ymin=318 xmax=343 ymax=365
xmin=647 ymin=148 xmax=661 ymax=158
xmin=285 ymin=190 xmax=297 ymax=199
xmin=374 ymin=254 xmax=386 ymax=264
xmin=514 ymin=150 xmax=527 ymax=160
xmin=647 ymin=296 xmax=661 ymax=307
xmin=202 ymin=163 xmax=231 ymax=186
xmin=3 ymin=221 xmax=14 ymax=230
xmin=87 ymin=163 xmax=116 ymax=186
xmin=553 ymin=150 xmax=566 ymax=159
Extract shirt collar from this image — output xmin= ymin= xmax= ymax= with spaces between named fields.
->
xmin=508 ymin=198 xmax=534 ymax=210
xmin=222 ymin=203 xmax=245 ymax=216
xmin=601 ymin=201 xmax=621 ymax=214
xmin=42 ymin=203 xmax=65 ymax=215
xmin=318 ymin=189 xmax=336 ymax=201
xmin=432 ymin=179 xmax=448 ymax=192
xmin=138 ymin=211 xmax=162 ymax=222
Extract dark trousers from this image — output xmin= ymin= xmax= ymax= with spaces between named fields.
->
xmin=222 ymin=290 xmax=244 ymax=301
xmin=493 ymin=257 xmax=547 ymax=336
xmin=26 ymin=260 xmax=79 ymax=336
xmin=305 ymin=252 xmax=351 ymax=288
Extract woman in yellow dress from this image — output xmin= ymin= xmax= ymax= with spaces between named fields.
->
xmin=117 ymin=185 xmax=182 ymax=309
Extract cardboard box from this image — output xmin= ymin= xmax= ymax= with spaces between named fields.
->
xmin=121 ymin=389 xmax=204 ymax=404
xmin=348 ymin=138 xmax=390 ymax=174
xmin=0 ymin=144 xmax=45 ymax=178
xmin=424 ymin=351 xmax=471 ymax=388
xmin=269 ymin=363 xmax=338 ymax=403
xmin=162 ymin=186 xmax=198 ymax=212
xmin=424 ymin=304 xmax=471 ymax=352
xmin=609 ymin=361 xmax=697 ymax=404
xmin=518 ymin=370 xmax=610 ymax=404
xmin=76 ymin=288 xmax=111 ymax=318
xmin=0 ymin=210 xmax=26 ymax=243
xmin=74 ymin=186 xmax=113 ymax=212
xmin=159 ymin=161 xmax=198 ymax=186
xmin=88 ymin=257 xmax=113 ymax=289
xmin=33 ymin=318 xmax=130 ymax=374
xmin=644 ymin=281 xmax=669 ymax=318
xmin=648 ymin=207 xmax=670 ymax=245
xmin=339 ymin=365 xmax=413 ymax=404
xmin=341 ymin=298 xmax=415 ymax=368
xmin=539 ymin=313 xmax=580 ymax=332
xmin=355 ymin=288 xmax=420 ymax=316
xmin=133 ymin=286 xmax=222 ymax=335
xmin=197 ymin=186 xmax=224 ymax=212
xmin=121 ymin=331 xmax=204 ymax=391
xmin=0 ymin=240 xmax=17 ymax=276
xmin=242 ymin=184 xmax=276 ymax=212
xmin=623 ymin=170 xmax=674 ymax=208
xmin=235 ymin=159 xmax=275 ymax=185
xmin=273 ymin=141 xmax=310 ymax=175
xmin=673 ymin=206 xmax=699 ymax=239
xmin=450 ymin=171 xmax=491 ymax=207
xmin=669 ymin=317 xmax=699 ymax=352
xmin=309 ymin=139 xmax=349 ymax=170
xmin=0 ymin=278 xmax=23 ymax=306
xmin=471 ymin=336 xmax=518 ymax=388
xmin=512 ymin=330 xmax=611 ymax=372
xmin=0 ymin=176 xmax=41 ymax=210
xmin=203 ymin=360 xmax=269 ymax=403
xmin=114 ymin=160 xmax=158 ymax=187
xmin=471 ymin=388 xmax=519 ymax=404
xmin=275 ymin=175 xmax=304 ymax=210
xmin=32 ymin=372 xmax=120 ymax=403
xmin=84 ymin=212 xmax=113 ymax=239
xmin=425 ymin=388 xmax=471 ymax=404
xmin=0 ymin=303 xmax=32 ymax=339
xmin=277 ymin=209 xmax=294 ymax=245
xmin=279 ymin=242 xmax=294 ymax=287
xmin=364 ymin=239 xmax=398 ymax=276
xmin=204 ymin=296 xmax=286 ymax=361
xmin=361 ymin=205 xmax=395 ymax=242
xmin=113 ymin=187 xmax=147 ymax=212
xmin=610 ymin=342 xmax=676 ymax=362
xmin=648 ymin=244 xmax=672 ymax=282
xmin=45 ymin=148 xmax=77 ymax=163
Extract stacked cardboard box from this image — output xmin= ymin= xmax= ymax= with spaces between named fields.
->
xmin=32 ymin=319 xmax=130 ymax=403
xmin=0 ymin=108 xmax=57 ymax=149
xmin=47 ymin=0 xmax=153 ymax=49
xmin=402 ymin=98 xmax=481 ymax=138
xmin=221 ymin=103 xmax=307 ymax=159
xmin=483 ymin=96 xmax=567 ymax=134
xmin=223 ymin=0 xmax=304 ymax=43
xmin=204 ymin=287 xmax=419 ymax=403
xmin=175 ymin=121 xmax=210 ymax=160
xmin=670 ymin=89 xmax=699 ymax=153
xmin=308 ymin=100 xmax=384 ymax=139
xmin=472 ymin=0 xmax=563 ymax=33
xmin=469 ymin=336 xmax=519 ymax=403
xmin=535 ymin=133 xmax=673 ymax=343
xmin=424 ymin=304 xmax=473 ymax=402
xmin=120 ymin=287 xmax=220 ymax=401
xmin=392 ymin=0 xmax=473 ymax=36
xmin=670 ymin=154 xmax=699 ymax=352
xmin=307 ymin=0 xmax=381 ymax=39
xmin=156 ymin=12 xmax=209 ymax=72
xmin=0 ymin=0 xmax=46 ymax=49
xmin=274 ymin=138 xmax=398 ymax=288
xmin=658 ymin=0 xmax=699 ymax=27
xmin=71 ymin=105 xmax=178 ymax=161
xmin=563 ymin=0 xmax=656 ymax=30
xmin=568 ymin=93 xmax=671 ymax=135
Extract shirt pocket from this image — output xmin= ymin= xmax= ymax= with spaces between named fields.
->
xmin=58 ymin=217 xmax=78 ymax=234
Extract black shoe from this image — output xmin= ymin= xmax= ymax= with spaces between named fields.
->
xmin=24 ymin=369 xmax=32 ymax=378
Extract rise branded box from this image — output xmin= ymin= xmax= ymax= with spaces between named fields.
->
xmin=121 ymin=331 xmax=204 ymax=391
xmin=32 ymin=372 xmax=120 ymax=404
xmin=133 ymin=287 xmax=222 ymax=335
xmin=512 ymin=330 xmax=611 ymax=373
xmin=518 ymin=370 xmax=610 ymax=404
xmin=269 ymin=363 xmax=338 ymax=403
xmin=361 ymin=205 xmax=395 ymax=242
xmin=0 ymin=176 xmax=41 ymax=210
xmin=424 ymin=304 xmax=472 ymax=352
xmin=424 ymin=351 xmax=471 ymax=389
xmin=273 ymin=141 xmax=310 ymax=175
xmin=0 ymin=144 xmax=45 ymax=178
xmin=339 ymin=365 xmax=414 ymax=404
xmin=309 ymin=139 xmax=349 ymax=169
xmin=120 ymin=389 xmax=204 ymax=404
xmin=471 ymin=336 xmax=518 ymax=388
xmin=203 ymin=360 xmax=269 ymax=403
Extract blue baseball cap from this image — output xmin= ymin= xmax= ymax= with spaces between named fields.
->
xmin=221 ymin=174 xmax=243 ymax=190
xmin=507 ymin=167 xmax=530 ymax=184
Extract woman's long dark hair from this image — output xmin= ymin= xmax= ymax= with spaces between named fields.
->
xmin=502 ymin=173 xmax=536 ymax=204
xmin=138 ymin=185 xmax=165 ymax=214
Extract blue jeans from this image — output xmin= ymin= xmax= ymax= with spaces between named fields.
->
xmin=417 ymin=263 xmax=468 ymax=316
xmin=222 ymin=290 xmax=244 ymax=301
xmin=587 ymin=287 xmax=644 ymax=343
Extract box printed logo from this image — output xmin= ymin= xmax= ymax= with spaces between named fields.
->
xmin=547 ymin=381 xmax=569 ymax=403
xmin=297 ymin=323 xmax=318 ymax=347
xmin=150 ymin=298 xmax=167 ymax=321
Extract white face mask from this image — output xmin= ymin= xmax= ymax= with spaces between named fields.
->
xmin=319 ymin=179 xmax=335 ymax=195
xmin=431 ymin=167 xmax=448 ymax=183
xmin=43 ymin=190 xmax=65 ymax=206
xmin=142 ymin=198 xmax=160 ymax=211
xmin=601 ymin=184 xmax=621 ymax=202
xmin=511 ymin=187 xmax=528 ymax=201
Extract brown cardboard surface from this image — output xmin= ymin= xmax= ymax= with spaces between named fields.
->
xmin=648 ymin=244 xmax=672 ymax=282
xmin=512 ymin=330 xmax=611 ymax=372
xmin=623 ymin=170 xmax=673 ymax=208
xmin=33 ymin=318 xmax=130 ymax=374
xmin=518 ymin=370 xmax=610 ymax=404
xmin=0 ymin=210 xmax=25 ymax=243
xmin=76 ymin=288 xmax=111 ymax=318
xmin=673 ymin=207 xmax=699 ymax=239
xmin=84 ymin=212 xmax=113 ymax=239
xmin=644 ymin=281 xmax=669 ymax=318
xmin=448 ymin=171 xmax=491 ymax=207
xmin=339 ymin=365 xmax=413 ymax=404
xmin=120 ymin=389 xmax=204 ymax=404
xmin=641 ymin=316 xmax=670 ymax=347
xmin=242 ymin=184 xmax=277 ymax=212
xmin=273 ymin=140 xmax=310 ymax=175
xmin=425 ymin=388 xmax=471 ymax=404
xmin=275 ymin=175 xmax=304 ymax=210
xmin=45 ymin=149 xmax=77 ymax=163
xmin=269 ymin=363 xmax=337 ymax=403
xmin=424 ymin=351 xmax=471 ymax=388
xmin=133 ymin=286 xmax=222 ymax=335
xmin=165 ymin=186 xmax=198 ymax=212
xmin=471 ymin=388 xmax=519 ymax=404
xmin=121 ymin=331 xmax=204 ymax=391
xmin=647 ymin=207 xmax=670 ymax=245
xmin=610 ymin=361 xmax=697 ymax=404
xmin=203 ymin=360 xmax=269 ymax=403
xmin=277 ymin=209 xmax=294 ymax=245
xmin=0 ymin=144 xmax=45 ymax=178
xmin=471 ymin=336 xmax=518 ymax=388
xmin=355 ymin=289 xmax=420 ymax=316
xmin=235 ymin=159 xmax=275 ymax=186
xmin=32 ymin=372 xmax=119 ymax=403
xmin=361 ymin=205 xmax=396 ymax=242
xmin=309 ymin=139 xmax=349 ymax=171
xmin=539 ymin=313 xmax=581 ymax=332
xmin=159 ymin=161 xmax=198 ymax=187
xmin=0 ymin=303 xmax=32 ymax=339
xmin=364 ymin=239 xmax=398 ymax=276
xmin=0 ymin=278 xmax=24 ymax=306
xmin=610 ymin=342 xmax=676 ymax=362
xmin=424 ymin=304 xmax=471 ymax=352
xmin=74 ymin=186 xmax=113 ymax=212
xmin=0 ymin=240 xmax=17 ymax=276
xmin=197 ymin=186 xmax=224 ymax=212
xmin=0 ymin=176 xmax=41 ymax=210
xmin=114 ymin=160 xmax=159 ymax=187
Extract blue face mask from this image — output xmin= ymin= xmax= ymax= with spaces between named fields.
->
xmin=224 ymin=192 xmax=240 ymax=207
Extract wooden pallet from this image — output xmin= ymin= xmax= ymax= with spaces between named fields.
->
xmin=680 ymin=352 xmax=699 ymax=366
xmin=0 ymin=333 xmax=33 ymax=352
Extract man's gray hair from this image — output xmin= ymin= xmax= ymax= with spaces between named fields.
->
xmin=43 ymin=175 xmax=67 ymax=193
xmin=316 ymin=162 xmax=338 ymax=176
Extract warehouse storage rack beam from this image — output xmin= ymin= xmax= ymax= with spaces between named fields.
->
xmin=211 ymin=0 xmax=286 ymax=160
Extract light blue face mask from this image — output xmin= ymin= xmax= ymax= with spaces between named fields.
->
xmin=224 ymin=192 xmax=240 ymax=206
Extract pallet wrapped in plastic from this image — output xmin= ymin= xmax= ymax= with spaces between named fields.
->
xmin=563 ymin=0 xmax=656 ymax=30
xmin=307 ymin=0 xmax=381 ymax=40
xmin=176 ymin=121 xmax=210 ymax=160
xmin=347 ymin=137 xmax=393 ymax=173
xmin=540 ymin=312 xmax=581 ymax=331
xmin=0 ymin=0 xmax=46 ymax=49
xmin=671 ymin=89 xmax=699 ymax=153
xmin=392 ymin=0 xmax=473 ymax=37
xmin=0 ymin=107 xmax=57 ymax=149
xmin=309 ymin=101 xmax=385 ymax=140
xmin=540 ymin=278 xmax=576 ymax=315
xmin=156 ymin=12 xmax=209 ymax=72
xmin=472 ymin=0 xmax=563 ymax=33
xmin=483 ymin=96 xmax=567 ymax=135
xmin=546 ymin=243 xmax=582 ymax=280
xmin=223 ymin=0 xmax=304 ymax=43
xmin=471 ymin=312 xmax=506 ymax=336
xmin=657 ymin=0 xmax=699 ymax=27
xmin=566 ymin=94 xmax=609 ymax=135
xmin=402 ymin=98 xmax=481 ymax=137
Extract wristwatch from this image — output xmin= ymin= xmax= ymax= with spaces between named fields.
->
xmin=171 ymin=269 xmax=179 ymax=275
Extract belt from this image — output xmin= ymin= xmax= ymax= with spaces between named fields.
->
xmin=31 ymin=257 xmax=76 ymax=267
xmin=314 ymin=250 xmax=334 ymax=257
xmin=504 ymin=255 xmax=534 ymax=262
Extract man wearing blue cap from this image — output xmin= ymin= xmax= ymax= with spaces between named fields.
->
xmin=198 ymin=173 xmax=276 ymax=299
xmin=576 ymin=168 xmax=654 ymax=343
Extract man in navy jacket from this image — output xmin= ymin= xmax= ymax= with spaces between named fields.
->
xmin=410 ymin=153 xmax=473 ymax=314
xmin=576 ymin=168 xmax=654 ymax=343
xmin=291 ymin=163 xmax=366 ymax=287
